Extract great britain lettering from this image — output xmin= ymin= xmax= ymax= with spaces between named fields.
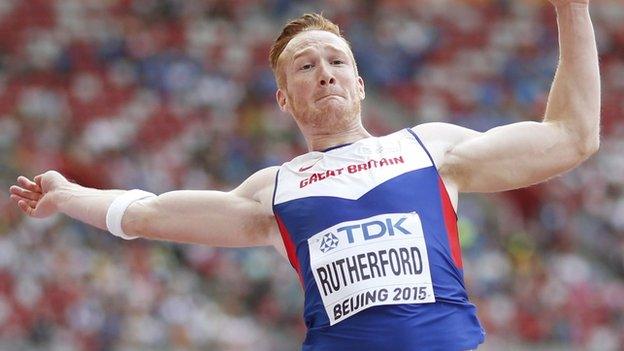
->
xmin=299 ymin=156 xmax=405 ymax=188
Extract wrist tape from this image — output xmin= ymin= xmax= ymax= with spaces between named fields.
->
xmin=106 ymin=189 xmax=156 ymax=240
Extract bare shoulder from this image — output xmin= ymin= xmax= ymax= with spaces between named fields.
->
xmin=411 ymin=123 xmax=481 ymax=150
xmin=232 ymin=166 xmax=279 ymax=205
xmin=410 ymin=123 xmax=481 ymax=168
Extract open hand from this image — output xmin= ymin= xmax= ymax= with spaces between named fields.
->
xmin=9 ymin=170 xmax=68 ymax=218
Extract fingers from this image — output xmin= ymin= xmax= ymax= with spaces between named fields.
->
xmin=17 ymin=200 xmax=35 ymax=216
xmin=10 ymin=194 xmax=36 ymax=216
xmin=33 ymin=174 xmax=42 ymax=187
xmin=17 ymin=176 xmax=41 ymax=192
xmin=9 ymin=193 xmax=38 ymax=208
xmin=10 ymin=177 xmax=42 ymax=217
xmin=9 ymin=185 xmax=42 ymax=201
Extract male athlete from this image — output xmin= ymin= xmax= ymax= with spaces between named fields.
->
xmin=10 ymin=0 xmax=599 ymax=350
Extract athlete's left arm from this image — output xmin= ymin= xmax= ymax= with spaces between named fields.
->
xmin=414 ymin=1 xmax=600 ymax=193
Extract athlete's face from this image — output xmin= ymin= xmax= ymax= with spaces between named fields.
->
xmin=276 ymin=30 xmax=365 ymax=132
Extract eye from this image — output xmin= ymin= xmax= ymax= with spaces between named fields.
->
xmin=300 ymin=63 xmax=314 ymax=70
xmin=331 ymin=59 xmax=345 ymax=65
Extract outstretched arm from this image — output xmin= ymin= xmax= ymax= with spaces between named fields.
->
xmin=416 ymin=0 xmax=600 ymax=193
xmin=9 ymin=168 xmax=283 ymax=252
xmin=122 ymin=168 xmax=279 ymax=247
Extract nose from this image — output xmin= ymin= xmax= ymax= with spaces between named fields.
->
xmin=320 ymin=76 xmax=335 ymax=86
xmin=318 ymin=63 xmax=336 ymax=86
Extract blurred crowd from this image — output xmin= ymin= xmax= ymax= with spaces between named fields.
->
xmin=0 ymin=0 xmax=623 ymax=350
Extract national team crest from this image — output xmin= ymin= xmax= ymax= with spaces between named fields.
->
xmin=319 ymin=232 xmax=339 ymax=253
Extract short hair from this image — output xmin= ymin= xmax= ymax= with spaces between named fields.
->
xmin=269 ymin=13 xmax=352 ymax=86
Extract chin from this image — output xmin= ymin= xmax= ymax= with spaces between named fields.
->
xmin=311 ymin=104 xmax=358 ymax=129
xmin=295 ymin=98 xmax=361 ymax=129
xmin=319 ymin=102 xmax=347 ymax=117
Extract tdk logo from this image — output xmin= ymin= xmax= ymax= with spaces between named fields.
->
xmin=319 ymin=233 xmax=340 ymax=253
xmin=337 ymin=217 xmax=410 ymax=243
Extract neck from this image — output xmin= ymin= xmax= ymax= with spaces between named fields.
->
xmin=305 ymin=124 xmax=372 ymax=152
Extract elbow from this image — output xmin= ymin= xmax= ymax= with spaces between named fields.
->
xmin=573 ymin=133 xmax=600 ymax=162
xmin=583 ymin=137 xmax=600 ymax=157
xmin=558 ymin=119 xmax=600 ymax=161
xmin=580 ymin=127 xmax=600 ymax=157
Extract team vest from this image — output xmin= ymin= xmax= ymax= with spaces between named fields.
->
xmin=272 ymin=129 xmax=485 ymax=351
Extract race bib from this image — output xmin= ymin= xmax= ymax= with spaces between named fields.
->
xmin=308 ymin=213 xmax=435 ymax=325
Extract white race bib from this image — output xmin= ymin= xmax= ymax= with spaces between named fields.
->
xmin=308 ymin=213 xmax=436 ymax=325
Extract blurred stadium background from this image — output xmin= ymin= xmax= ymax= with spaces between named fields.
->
xmin=0 ymin=0 xmax=623 ymax=350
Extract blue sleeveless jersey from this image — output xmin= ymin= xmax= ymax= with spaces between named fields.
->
xmin=272 ymin=129 xmax=485 ymax=351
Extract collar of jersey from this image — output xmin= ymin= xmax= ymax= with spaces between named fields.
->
xmin=320 ymin=142 xmax=353 ymax=153
xmin=285 ymin=136 xmax=376 ymax=173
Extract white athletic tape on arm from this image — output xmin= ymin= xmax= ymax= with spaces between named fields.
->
xmin=106 ymin=189 xmax=156 ymax=240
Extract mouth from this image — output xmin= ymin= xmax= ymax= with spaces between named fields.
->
xmin=316 ymin=94 xmax=343 ymax=102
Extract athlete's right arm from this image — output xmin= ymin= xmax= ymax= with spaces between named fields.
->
xmin=9 ymin=168 xmax=284 ymax=252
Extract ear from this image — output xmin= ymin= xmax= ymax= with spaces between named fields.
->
xmin=357 ymin=76 xmax=365 ymax=100
xmin=276 ymin=89 xmax=288 ymax=112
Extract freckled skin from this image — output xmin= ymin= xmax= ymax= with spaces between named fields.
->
xmin=275 ymin=30 xmax=367 ymax=144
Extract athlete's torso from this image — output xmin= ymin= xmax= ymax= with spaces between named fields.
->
xmin=273 ymin=129 xmax=485 ymax=351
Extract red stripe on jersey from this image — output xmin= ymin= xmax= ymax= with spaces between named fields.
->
xmin=275 ymin=214 xmax=303 ymax=285
xmin=438 ymin=177 xmax=463 ymax=269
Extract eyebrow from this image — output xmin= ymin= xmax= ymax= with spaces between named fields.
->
xmin=292 ymin=44 xmax=347 ymax=62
